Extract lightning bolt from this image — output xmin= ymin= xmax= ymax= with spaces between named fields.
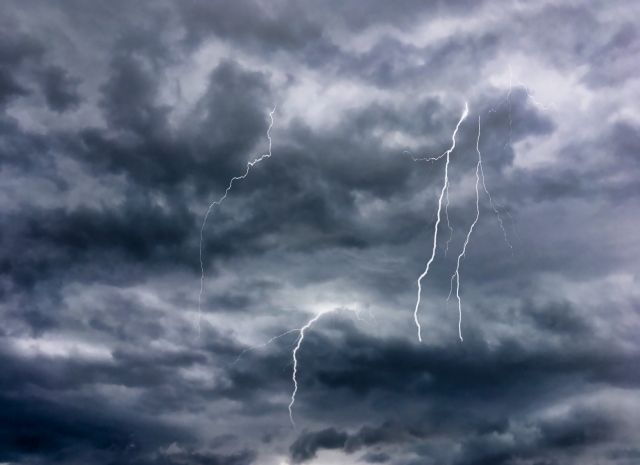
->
xmin=439 ymin=67 xmax=559 ymax=339
xmin=287 ymin=306 xmax=373 ymax=429
xmin=491 ymin=64 xmax=560 ymax=151
xmin=412 ymin=102 xmax=468 ymax=342
xmin=198 ymin=107 xmax=276 ymax=339
xmin=447 ymin=116 xmax=482 ymax=342
xmin=288 ymin=310 xmax=330 ymax=431
xmin=223 ymin=306 xmax=372 ymax=430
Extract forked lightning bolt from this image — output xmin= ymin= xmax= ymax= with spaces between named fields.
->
xmin=411 ymin=67 xmax=557 ymax=342
xmin=447 ymin=116 xmax=482 ymax=342
xmin=412 ymin=102 xmax=468 ymax=342
xmin=198 ymin=107 xmax=276 ymax=339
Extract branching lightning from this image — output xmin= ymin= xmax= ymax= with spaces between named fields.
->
xmin=412 ymin=102 xmax=468 ymax=342
xmin=411 ymin=104 xmax=509 ymax=342
xmin=447 ymin=117 xmax=482 ymax=342
xmin=409 ymin=66 xmax=558 ymax=342
xmin=198 ymin=107 xmax=276 ymax=339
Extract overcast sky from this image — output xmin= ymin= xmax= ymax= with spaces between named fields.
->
xmin=1 ymin=1 xmax=639 ymax=464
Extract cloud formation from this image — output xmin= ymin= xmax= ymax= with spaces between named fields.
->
xmin=0 ymin=0 xmax=639 ymax=464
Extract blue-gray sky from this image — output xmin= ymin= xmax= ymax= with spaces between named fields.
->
xmin=1 ymin=1 xmax=639 ymax=464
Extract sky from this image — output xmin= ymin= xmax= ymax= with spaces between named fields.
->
xmin=1 ymin=1 xmax=639 ymax=464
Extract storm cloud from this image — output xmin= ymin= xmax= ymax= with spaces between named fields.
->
xmin=0 ymin=0 xmax=639 ymax=464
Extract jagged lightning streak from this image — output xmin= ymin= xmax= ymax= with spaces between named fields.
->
xmin=288 ymin=310 xmax=329 ymax=430
xmin=440 ymin=67 xmax=559 ymax=340
xmin=288 ymin=307 xmax=376 ymax=429
xmin=413 ymin=102 xmax=468 ymax=342
xmin=287 ymin=306 xmax=374 ymax=430
xmin=198 ymin=107 xmax=276 ymax=339
xmin=491 ymin=64 xmax=559 ymax=151
xmin=224 ymin=306 xmax=371 ymax=430
xmin=447 ymin=116 xmax=482 ymax=342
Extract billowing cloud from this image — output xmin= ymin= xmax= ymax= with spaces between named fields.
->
xmin=0 ymin=0 xmax=639 ymax=464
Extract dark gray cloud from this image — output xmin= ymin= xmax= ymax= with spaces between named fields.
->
xmin=39 ymin=65 xmax=81 ymax=113
xmin=0 ymin=0 xmax=638 ymax=464
xmin=290 ymin=427 xmax=348 ymax=463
